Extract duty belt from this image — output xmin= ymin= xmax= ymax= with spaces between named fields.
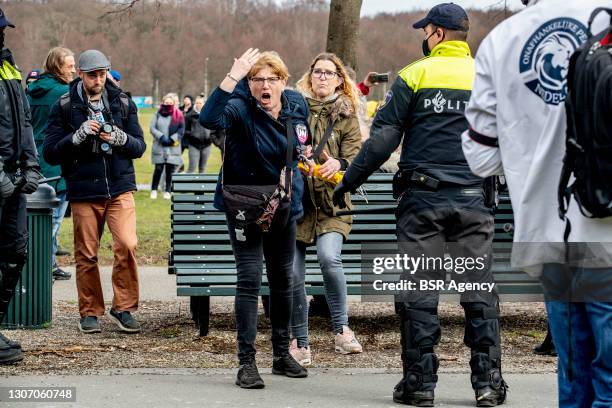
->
xmin=393 ymin=170 xmax=483 ymax=198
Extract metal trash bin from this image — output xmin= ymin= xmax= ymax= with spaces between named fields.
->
xmin=1 ymin=183 xmax=59 ymax=329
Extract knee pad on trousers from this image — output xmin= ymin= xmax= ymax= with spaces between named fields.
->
xmin=0 ymin=259 xmax=25 ymax=292
xmin=1 ymin=244 xmax=28 ymax=271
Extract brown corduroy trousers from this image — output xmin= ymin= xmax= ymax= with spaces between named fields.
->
xmin=71 ymin=192 xmax=139 ymax=318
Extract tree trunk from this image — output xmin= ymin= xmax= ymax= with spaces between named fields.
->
xmin=326 ymin=0 xmax=363 ymax=71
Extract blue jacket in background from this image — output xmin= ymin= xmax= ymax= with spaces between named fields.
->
xmin=200 ymin=78 xmax=310 ymax=220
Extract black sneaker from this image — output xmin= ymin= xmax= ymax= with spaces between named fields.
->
xmin=78 ymin=316 xmax=101 ymax=334
xmin=109 ymin=309 xmax=141 ymax=333
xmin=52 ymin=267 xmax=72 ymax=281
xmin=272 ymin=354 xmax=308 ymax=378
xmin=0 ymin=338 xmax=23 ymax=365
xmin=0 ymin=331 xmax=21 ymax=350
xmin=235 ymin=361 xmax=265 ymax=389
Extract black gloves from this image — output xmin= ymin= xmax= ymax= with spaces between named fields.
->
xmin=159 ymin=135 xmax=173 ymax=147
xmin=332 ymin=182 xmax=350 ymax=209
xmin=20 ymin=167 xmax=43 ymax=194
xmin=0 ymin=171 xmax=15 ymax=199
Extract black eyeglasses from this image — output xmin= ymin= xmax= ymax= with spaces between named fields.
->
xmin=249 ymin=76 xmax=281 ymax=85
xmin=312 ymin=69 xmax=338 ymax=80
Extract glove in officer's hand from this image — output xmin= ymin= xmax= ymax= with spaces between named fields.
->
xmin=0 ymin=171 xmax=15 ymax=199
xmin=21 ymin=168 xmax=43 ymax=194
xmin=332 ymin=182 xmax=349 ymax=209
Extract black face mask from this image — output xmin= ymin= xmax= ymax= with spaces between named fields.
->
xmin=422 ymin=30 xmax=443 ymax=57
xmin=0 ymin=31 xmax=5 ymax=50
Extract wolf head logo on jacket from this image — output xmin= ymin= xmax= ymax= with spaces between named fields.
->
xmin=519 ymin=17 xmax=588 ymax=105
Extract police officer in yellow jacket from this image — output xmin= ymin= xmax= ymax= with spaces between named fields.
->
xmin=333 ymin=4 xmax=507 ymax=406
xmin=0 ymin=8 xmax=42 ymax=365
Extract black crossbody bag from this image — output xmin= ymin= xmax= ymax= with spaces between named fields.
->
xmin=222 ymin=117 xmax=295 ymax=239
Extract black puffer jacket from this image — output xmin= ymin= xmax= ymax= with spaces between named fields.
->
xmin=185 ymin=109 xmax=212 ymax=149
xmin=0 ymin=49 xmax=38 ymax=173
xmin=43 ymin=78 xmax=146 ymax=201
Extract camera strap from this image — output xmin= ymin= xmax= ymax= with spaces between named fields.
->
xmin=100 ymin=89 xmax=115 ymax=125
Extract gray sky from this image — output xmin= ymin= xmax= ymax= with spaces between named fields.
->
xmin=360 ymin=0 xmax=523 ymax=16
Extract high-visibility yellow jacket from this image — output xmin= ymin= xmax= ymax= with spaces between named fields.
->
xmin=343 ymin=41 xmax=480 ymax=189
xmin=0 ymin=48 xmax=38 ymax=172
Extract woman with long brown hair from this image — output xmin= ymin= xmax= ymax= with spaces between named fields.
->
xmin=290 ymin=53 xmax=363 ymax=366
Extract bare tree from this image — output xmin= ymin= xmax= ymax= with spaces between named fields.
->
xmin=326 ymin=0 xmax=362 ymax=70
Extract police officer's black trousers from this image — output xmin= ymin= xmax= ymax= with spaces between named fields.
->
xmin=0 ymin=193 xmax=28 ymax=324
xmin=394 ymin=187 xmax=502 ymax=392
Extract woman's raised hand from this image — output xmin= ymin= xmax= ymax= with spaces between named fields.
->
xmin=229 ymin=48 xmax=261 ymax=81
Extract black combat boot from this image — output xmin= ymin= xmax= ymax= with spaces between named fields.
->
xmin=393 ymin=373 xmax=435 ymax=407
xmin=393 ymin=315 xmax=439 ymax=406
xmin=0 ymin=332 xmax=23 ymax=365
xmin=473 ymin=368 xmax=508 ymax=407
xmin=470 ymin=347 xmax=508 ymax=407
xmin=533 ymin=325 xmax=556 ymax=356
xmin=0 ymin=261 xmax=25 ymax=365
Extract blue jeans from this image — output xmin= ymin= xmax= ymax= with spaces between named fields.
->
xmin=227 ymin=215 xmax=295 ymax=365
xmin=51 ymin=191 xmax=69 ymax=268
xmin=542 ymin=265 xmax=612 ymax=408
xmin=291 ymin=232 xmax=348 ymax=345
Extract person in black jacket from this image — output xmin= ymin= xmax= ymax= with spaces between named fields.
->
xmin=185 ymin=96 xmax=212 ymax=173
xmin=0 ymin=8 xmax=43 ymax=366
xmin=43 ymin=50 xmax=146 ymax=335
xmin=200 ymin=48 xmax=309 ymax=389
xmin=333 ymin=5 xmax=507 ymax=406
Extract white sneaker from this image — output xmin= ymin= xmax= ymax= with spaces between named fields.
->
xmin=163 ymin=192 xmax=171 ymax=200
xmin=150 ymin=190 xmax=157 ymax=199
xmin=289 ymin=339 xmax=312 ymax=366
xmin=334 ymin=326 xmax=363 ymax=354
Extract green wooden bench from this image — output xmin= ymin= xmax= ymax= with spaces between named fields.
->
xmin=170 ymin=173 xmax=541 ymax=336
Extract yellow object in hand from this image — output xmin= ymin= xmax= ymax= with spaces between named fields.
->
xmin=298 ymin=161 xmax=344 ymax=186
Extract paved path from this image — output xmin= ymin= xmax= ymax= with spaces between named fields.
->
xmin=53 ymin=266 xmax=179 ymax=302
xmin=0 ymin=369 xmax=557 ymax=408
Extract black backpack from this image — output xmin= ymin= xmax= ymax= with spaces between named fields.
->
xmin=558 ymin=7 xmax=612 ymax=225
xmin=59 ymin=91 xmax=130 ymax=130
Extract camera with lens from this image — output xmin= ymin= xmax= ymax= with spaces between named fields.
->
xmin=91 ymin=122 xmax=114 ymax=155
xmin=368 ymin=72 xmax=389 ymax=83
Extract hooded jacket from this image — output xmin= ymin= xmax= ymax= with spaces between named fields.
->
xmin=461 ymin=0 xmax=612 ymax=274
xmin=200 ymin=78 xmax=310 ymax=220
xmin=296 ymin=93 xmax=362 ymax=244
xmin=26 ymin=73 xmax=68 ymax=193
xmin=0 ymin=48 xmax=38 ymax=173
xmin=43 ymin=78 xmax=146 ymax=202
xmin=149 ymin=109 xmax=184 ymax=166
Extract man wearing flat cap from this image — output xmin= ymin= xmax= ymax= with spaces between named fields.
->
xmin=44 ymin=50 xmax=146 ymax=335
xmin=0 ymin=7 xmax=43 ymax=365
xmin=333 ymin=3 xmax=507 ymax=406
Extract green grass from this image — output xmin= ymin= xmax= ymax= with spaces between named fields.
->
xmin=57 ymin=108 xmax=223 ymax=266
